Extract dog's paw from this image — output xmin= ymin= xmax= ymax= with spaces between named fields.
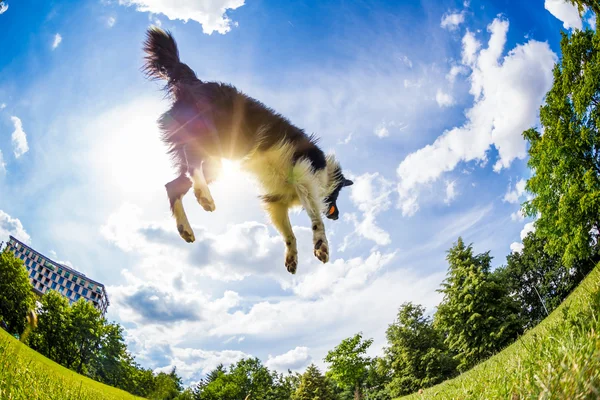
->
xmin=285 ymin=251 xmax=298 ymax=274
xmin=313 ymin=238 xmax=329 ymax=264
xmin=177 ymin=222 xmax=195 ymax=243
xmin=194 ymin=189 xmax=216 ymax=212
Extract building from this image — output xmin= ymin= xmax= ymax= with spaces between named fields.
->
xmin=3 ymin=236 xmax=109 ymax=316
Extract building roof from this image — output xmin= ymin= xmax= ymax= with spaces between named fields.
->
xmin=7 ymin=235 xmax=110 ymax=306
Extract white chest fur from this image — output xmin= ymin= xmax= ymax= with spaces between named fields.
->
xmin=241 ymin=142 xmax=328 ymax=207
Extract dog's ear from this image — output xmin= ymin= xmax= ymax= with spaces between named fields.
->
xmin=343 ymin=179 xmax=353 ymax=187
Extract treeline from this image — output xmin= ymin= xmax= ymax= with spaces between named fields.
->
xmin=0 ymin=250 xmax=189 ymax=399
xmin=189 ymin=230 xmax=598 ymax=400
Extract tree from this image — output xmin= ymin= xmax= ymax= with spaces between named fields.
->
xmin=194 ymin=358 xmax=274 ymax=400
xmin=268 ymin=370 xmax=301 ymax=400
xmin=495 ymin=232 xmax=597 ymax=330
xmin=383 ymin=303 xmax=456 ymax=397
xmin=27 ymin=290 xmax=74 ymax=364
xmin=293 ymin=364 xmax=336 ymax=400
xmin=69 ymin=298 xmax=105 ymax=374
xmin=0 ymin=250 xmax=36 ymax=336
xmin=91 ymin=322 xmax=131 ymax=388
xmin=434 ymin=238 xmax=523 ymax=372
xmin=324 ymin=333 xmax=373 ymax=400
xmin=148 ymin=366 xmax=184 ymax=400
xmin=523 ymin=25 xmax=600 ymax=267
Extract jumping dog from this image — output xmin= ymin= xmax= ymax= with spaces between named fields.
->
xmin=142 ymin=27 xmax=353 ymax=274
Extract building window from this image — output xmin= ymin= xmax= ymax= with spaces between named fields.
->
xmin=43 ymin=270 xmax=49 ymax=277
xmin=75 ymin=293 xmax=81 ymax=300
xmin=51 ymin=273 xmax=57 ymax=280
xmin=51 ymin=282 xmax=57 ymax=290
xmin=82 ymin=288 xmax=88 ymax=296
xmin=25 ymin=259 xmax=30 ymax=266
xmin=66 ymin=282 xmax=72 ymax=289
xmin=74 ymin=285 xmax=81 ymax=293
xmin=31 ymin=261 xmax=37 ymax=269
xmin=88 ymin=283 xmax=95 ymax=290
xmin=67 ymin=289 xmax=73 ymax=297
xmin=64 ymin=272 xmax=70 ymax=278
xmin=58 ymin=277 xmax=64 ymax=284
xmin=58 ymin=268 xmax=63 ymax=275
xmin=71 ymin=275 xmax=77 ymax=282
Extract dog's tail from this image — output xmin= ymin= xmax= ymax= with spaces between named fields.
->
xmin=142 ymin=26 xmax=198 ymax=94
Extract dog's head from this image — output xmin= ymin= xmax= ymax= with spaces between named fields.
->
xmin=324 ymin=155 xmax=353 ymax=221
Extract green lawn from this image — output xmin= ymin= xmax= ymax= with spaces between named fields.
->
xmin=401 ymin=263 xmax=600 ymax=399
xmin=0 ymin=327 xmax=143 ymax=400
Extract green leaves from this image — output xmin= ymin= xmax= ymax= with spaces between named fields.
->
xmin=383 ymin=303 xmax=456 ymax=397
xmin=0 ymin=250 xmax=36 ymax=336
xmin=324 ymin=332 xmax=373 ymax=398
xmin=293 ymin=364 xmax=335 ymax=400
xmin=524 ymin=26 xmax=600 ymax=267
xmin=434 ymin=238 xmax=523 ymax=372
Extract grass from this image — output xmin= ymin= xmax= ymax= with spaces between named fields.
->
xmin=401 ymin=263 xmax=600 ymax=399
xmin=0 ymin=327 xmax=143 ymax=400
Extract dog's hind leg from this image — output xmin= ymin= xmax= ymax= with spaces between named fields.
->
xmin=264 ymin=200 xmax=298 ymax=274
xmin=166 ymin=174 xmax=195 ymax=243
xmin=295 ymin=179 xmax=329 ymax=264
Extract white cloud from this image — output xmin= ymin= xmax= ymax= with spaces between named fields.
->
xmin=148 ymin=13 xmax=162 ymax=26
xmin=400 ymin=55 xmax=413 ymax=68
xmin=461 ymin=30 xmax=481 ymax=66
xmin=544 ymin=0 xmax=583 ymax=30
xmin=374 ymin=123 xmax=389 ymax=138
xmin=52 ymin=33 xmax=62 ymax=50
xmin=156 ymin=347 xmax=252 ymax=383
xmin=0 ymin=210 xmax=31 ymax=244
xmin=510 ymin=221 xmax=536 ymax=253
xmin=396 ymin=18 xmax=557 ymax=216
xmin=0 ymin=151 xmax=5 ymax=174
xmin=444 ymin=180 xmax=458 ymax=204
xmin=338 ymin=132 xmax=353 ymax=145
xmin=511 ymin=209 xmax=525 ymax=222
xmin=520 ymin=221 xmax=535 ymax=240
xmin=107 ymin=16 xmax=116 ymax=27
xmin=441 ymin=11 xmax=465 ymax=31
xmin=10 ymin=116 xmax=29 ymax=158
xmin=446 ymin=65 xmax=468 ymax=84
xmin=510 ymin=242 xmax=524 ymax=253
xmin=0 ymin=2 xmax=8 ymax=14
xmin=373 ymin=121 xmax=408 ymax=138
xmin=436 ymin=89 xmax=455 ymax=107
xmin=588 ymin=14 xmax=596 ymax=28
xmin=118 ymin=0 xmax=245 ymax=35
xmin=0 ymin=103 xmax=6 ymax=109
xmin=265 ymin=346 xmax=311 ymax=372
xmin=342 ymin=173 xmax=393 ymax=248
xmin=503 ymin=178 xmax=527 ymax=204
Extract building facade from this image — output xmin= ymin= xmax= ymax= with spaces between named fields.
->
xmin=4 ymin=236 xmax=109 ymax=315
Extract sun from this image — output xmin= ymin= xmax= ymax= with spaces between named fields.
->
xmin=220 ymin=159 xmax=243 ymax=181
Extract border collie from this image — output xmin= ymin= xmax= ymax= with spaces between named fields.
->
xmin=142 ymin=27 xmax=353 ymax=274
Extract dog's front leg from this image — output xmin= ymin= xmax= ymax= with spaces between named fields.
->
xmin=264 ymin=201 xmax=298 ymax=274
xmin=295 ymin=183 xmax=329 ymax=264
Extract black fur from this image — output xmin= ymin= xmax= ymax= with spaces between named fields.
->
xmin=143 ymin=27 xmax=353 ymax=221
xmin=143 ymin=27 xmax=325 ymax=176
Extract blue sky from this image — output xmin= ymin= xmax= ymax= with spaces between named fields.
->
xmin=0 ymin=0 xmax=596 ymax=386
